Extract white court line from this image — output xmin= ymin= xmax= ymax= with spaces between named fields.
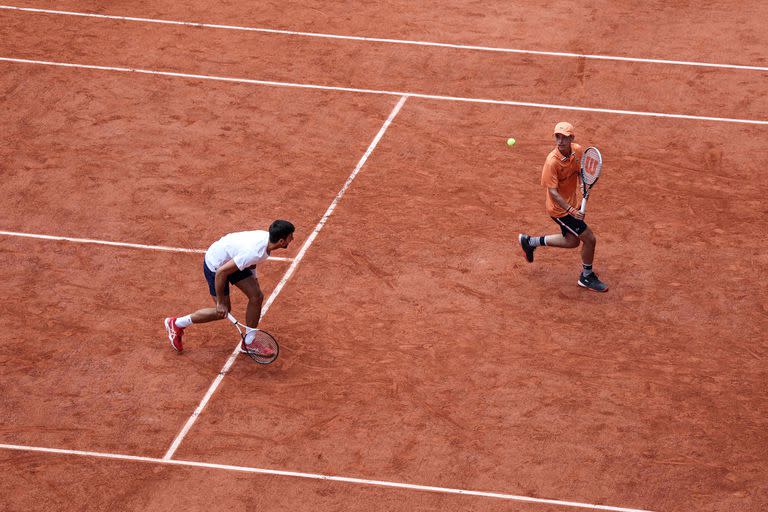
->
xmin=162 ymin=95 xmax=409 ymax=460
xmin=1 ymin=4 xmax=766 ymax=73
xmin=0 ymin=230 xmax=293 ymax=261
xmin=0 ymin=443 xmax=654 ymax=512
xmin=2 ymin=57 xmax=767 ymax=125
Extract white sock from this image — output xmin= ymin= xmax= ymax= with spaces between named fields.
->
xmin=175 ymin=315 xmax=193 ymax=329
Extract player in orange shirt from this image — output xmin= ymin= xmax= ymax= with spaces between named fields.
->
xmin=518 ymin=122 xmax=608 ymax=292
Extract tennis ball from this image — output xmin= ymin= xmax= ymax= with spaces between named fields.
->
xmin=506 ymin=137 xmax=516 ymax=147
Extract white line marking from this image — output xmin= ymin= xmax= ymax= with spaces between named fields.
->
xmin=162 ymin=96 xmax=408 ymax=460
xmin=1 ymin=57 xmax=766 ymax=125
xmin=0 ymin=443 xmax=654 ymax=512
xmin=0 ymin=230 xmax=293 ymax=261
xmin=1 ymin=4 xmax=766 ymax=73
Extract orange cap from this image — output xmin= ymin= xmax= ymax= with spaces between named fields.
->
xmin=554 ymin=122 xmax=574 ymax=137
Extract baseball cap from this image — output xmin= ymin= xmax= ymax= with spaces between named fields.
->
xmin=554 ymin=122 xmax=574 ymax=137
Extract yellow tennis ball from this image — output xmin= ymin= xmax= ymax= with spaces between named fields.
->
xmin=506 ymin=137 xmax=516 ymax=147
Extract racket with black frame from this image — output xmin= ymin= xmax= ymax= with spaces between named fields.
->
xmin=227 ymin=313 xmax=279 ymax=364
xmin=579 ymin=146 xmax=603 ymax=214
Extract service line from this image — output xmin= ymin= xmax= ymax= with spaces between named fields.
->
xmin=1 ymin=4 xmax=766 ymax=73
xmin=0 ymin=229 xmax=293 ymax=261
xmin=162 ymin=95 xmax=409 ymax=460
xmin=1 ymin=57 xmax=767 ymax=125
xmin=0 ymin=443 xmax=655 ymax=512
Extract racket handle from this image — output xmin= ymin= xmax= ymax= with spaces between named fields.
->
xmin=226 ymin=313 xmax=238 ymax=325
xmin=579 ymin=197 xmax=587 ymax=214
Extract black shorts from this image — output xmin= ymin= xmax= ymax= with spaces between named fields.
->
xmin=203 ymin=260 xmax=254 ymax=297
xmin=552 ymin=214 xmax=588 ymax=237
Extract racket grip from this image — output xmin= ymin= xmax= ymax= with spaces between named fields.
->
xmin=579 ymin=197 xmax=587 ymax=214
xmin=226 ymin=313 xmax=238 ymax=324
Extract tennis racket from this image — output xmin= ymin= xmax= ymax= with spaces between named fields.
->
xmin=579 ymin=146 xmax=603 ymax=214
xmin=227 ymin=313 xmax=279 ymax=364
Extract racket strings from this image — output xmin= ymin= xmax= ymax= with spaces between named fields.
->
xmin=244 ymin=331 xmax=279 ymax=363
xmin=229 ymin=313 xmax=278 ymax=364
xmin=581 ymin=149 xmax=603 ymax=185
xmin=582 ymin=167 xmax=601 ymax=185
xmin=247 ymin=332 xmax=271 ymax=350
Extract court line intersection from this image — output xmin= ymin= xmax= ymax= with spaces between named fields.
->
xmin=162 ymin=95 xmax=409 ymax=460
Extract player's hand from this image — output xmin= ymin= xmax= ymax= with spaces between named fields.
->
xmin=216 ymin=298 xmax=231 ymax=318
xmin=570 ymin=209 xmax=585 ymax=220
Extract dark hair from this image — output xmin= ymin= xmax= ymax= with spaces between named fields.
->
xmin=269 ymin=220 xmax=295 ymax=243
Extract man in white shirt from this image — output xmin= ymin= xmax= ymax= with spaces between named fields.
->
xmin=164 ymin=220 xmax=295 ymax=355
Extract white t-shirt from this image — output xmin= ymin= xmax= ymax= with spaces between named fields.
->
xmin=204 ymin=230 xmax=270 ymax=274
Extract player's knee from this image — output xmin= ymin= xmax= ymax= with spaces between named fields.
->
xmin=565 ymin=236 xmax=580 ymax=248
xmin=247 ymin=290 xmax=264 ymax=303
xmin=581 ymin=231 xmax=596 ymax=245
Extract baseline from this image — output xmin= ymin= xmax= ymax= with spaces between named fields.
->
xmin=0 ymin=443 xmax=654 ymax=512
xmin=1 ymin=57 xmax=766 ymax=125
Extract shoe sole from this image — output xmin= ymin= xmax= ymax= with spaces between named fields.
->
xmin=577 ymin=280 xmax=609 ymax=293
xmin=518 ymin=234 xmax=534 ymax=263
xmin=164 ymin=318 xmax=183 ymax=352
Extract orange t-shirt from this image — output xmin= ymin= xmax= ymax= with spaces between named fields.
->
xmin=541 ymin=143 xmax=582 ymax=218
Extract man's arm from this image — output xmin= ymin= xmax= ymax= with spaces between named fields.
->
xmin=214 ymin=259 xmax=239 ymax=317
xmin=548 ymin=187 xmax=584 ymax=220
xmin=541 ymin=159 xmax=583 ymax=218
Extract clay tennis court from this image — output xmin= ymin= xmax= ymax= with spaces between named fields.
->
xmin=1 ymin=2 xmax=766 ymax=511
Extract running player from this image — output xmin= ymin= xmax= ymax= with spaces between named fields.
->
xmin=518 ymin=122 xmax=608 ymax=292
xmin=164 ymin=220 xmax=295 ymax=354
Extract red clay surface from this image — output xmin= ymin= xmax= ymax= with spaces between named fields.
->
xmin=0 ymin=450 xmax=579 ymax=512
xmin=10 ymin=0 xmax=768 ymax=65
xmin=2 ymin=2 xmax=767 ymax=512
xmin=177 ymin=101 xmax=768 ymax=511
xmin=0 ymin=236 xmax=289 ymax=454
xmin=2 ymin=10 xmax=768 ymax=121
xmin=0 ymin=66 xmax=396 ymax=247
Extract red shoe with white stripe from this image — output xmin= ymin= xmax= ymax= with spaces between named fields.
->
xmin=164 ymin=317 xmax=184 ymax=352
xmin=240 ymin=339 xmax=276 ymax=358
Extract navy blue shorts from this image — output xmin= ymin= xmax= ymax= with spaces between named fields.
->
xmin=203 ymin=260 xmax=254 ymax=297
xmin=552 ymin=214 xmax=589 ymax=237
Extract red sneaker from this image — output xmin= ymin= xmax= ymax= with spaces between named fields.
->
xmin=240 ymin=338 xmax=275 ymax=358
xmin=164 ymin=317 xmax=184 ymax=352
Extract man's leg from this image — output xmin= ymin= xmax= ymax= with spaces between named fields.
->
xmin=187 ymin=305 xmax=224 ymax=323
xmin=576 ymin=227 xmax=608 ymax=292
xmin=579 ymin=227 xmax=596 ymax=268
xmin=164 ymin=302 xmax=224 ymax=352
xmin=173 ymin=280 xmax=231 ymax=326
xmin=164 ymin=261 xmax=232 ymax=352
xmin=232 ymin=276 xmax=274 ymax=356
xmin=519 ymin=231 xmax=579 ymax=262
xmin=233 ymin=275 xmax=264 ymax=329
xmin=543 ymin=232 xmax=580 ymax=249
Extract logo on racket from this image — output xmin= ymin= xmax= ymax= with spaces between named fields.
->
xmin=584 ymin=157 xmax=599 ymax=173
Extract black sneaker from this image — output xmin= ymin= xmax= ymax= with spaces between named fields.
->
xmin=578 ymin=272 xmax=609 ymax=292
xmin=518 ymin=234 xmax=536 ymax=263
